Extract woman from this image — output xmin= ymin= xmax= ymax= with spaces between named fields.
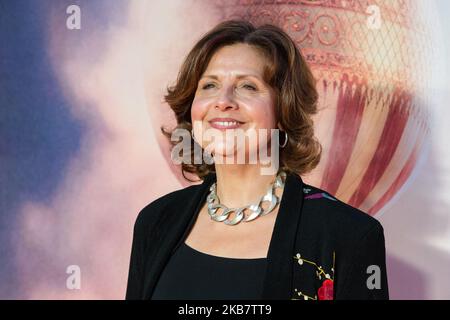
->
xmin=126 ymin=20 xmax=389 ymax=300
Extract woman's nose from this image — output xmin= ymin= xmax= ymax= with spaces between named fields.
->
xmin=214 ymin=87 xmax=238 ymax=110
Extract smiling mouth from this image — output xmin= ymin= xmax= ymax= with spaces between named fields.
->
xmin=208 ymin=119 xmax=245 ymax=130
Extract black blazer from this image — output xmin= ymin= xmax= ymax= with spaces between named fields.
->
xmin=125 ymin=172 xmax=389 ymax=300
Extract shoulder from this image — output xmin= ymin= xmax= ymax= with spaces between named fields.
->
xmin=290 ymin=182 xmax=388 ymax=299
xmin=300 ymin=183 xmax=384 ymax=243
xmin=132 ymin=181 xmax=204 ymax=234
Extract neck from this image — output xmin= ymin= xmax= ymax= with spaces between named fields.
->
xmin=213 ymin=163 xmax=280 ymax=208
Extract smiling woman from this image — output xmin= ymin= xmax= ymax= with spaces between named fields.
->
xmin=126 ymin=20 xmax=389 ymax=300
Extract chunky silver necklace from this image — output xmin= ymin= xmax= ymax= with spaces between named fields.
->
xmin=206 ymin=171 xmax=287 ymax=226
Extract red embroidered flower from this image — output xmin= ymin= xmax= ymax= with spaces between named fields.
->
xmin=317 ymin=279 xmax=334 ymax=300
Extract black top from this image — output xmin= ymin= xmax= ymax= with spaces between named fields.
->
xmin=151 ymin=242 xmax=268 ymax=300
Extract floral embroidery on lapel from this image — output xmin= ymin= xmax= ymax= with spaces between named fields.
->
xmin=292 ymin=252 xmax=336 ymax=300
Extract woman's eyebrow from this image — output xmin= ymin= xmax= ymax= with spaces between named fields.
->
xmin=201 ymin=74 xmax=261 ymax=80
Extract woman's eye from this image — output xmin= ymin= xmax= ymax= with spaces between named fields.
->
xmin=242 ymin=84 xmax=256 ymax=91
xmin=202 ymin=83 xmax=215 ymax=90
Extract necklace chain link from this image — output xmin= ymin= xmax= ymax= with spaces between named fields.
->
xmin=206 ymin=171 xmax=287 ymax=226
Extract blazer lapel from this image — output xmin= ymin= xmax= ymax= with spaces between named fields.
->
xmin=261 ymin=172 xmax=304 ymax=300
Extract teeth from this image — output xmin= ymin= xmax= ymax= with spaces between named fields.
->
xmin=215 ymin=121 xmax=239 ymax=126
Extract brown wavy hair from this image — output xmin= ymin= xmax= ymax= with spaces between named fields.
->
xmin=161 ymin=19 xmax=322 ymax=182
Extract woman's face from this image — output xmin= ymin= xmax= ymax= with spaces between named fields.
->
xmin=191 ymin=43 xmax=277 ymax=161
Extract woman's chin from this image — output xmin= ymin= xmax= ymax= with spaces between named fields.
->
xmin=212 ymin=149 xmax=255 ymax=165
